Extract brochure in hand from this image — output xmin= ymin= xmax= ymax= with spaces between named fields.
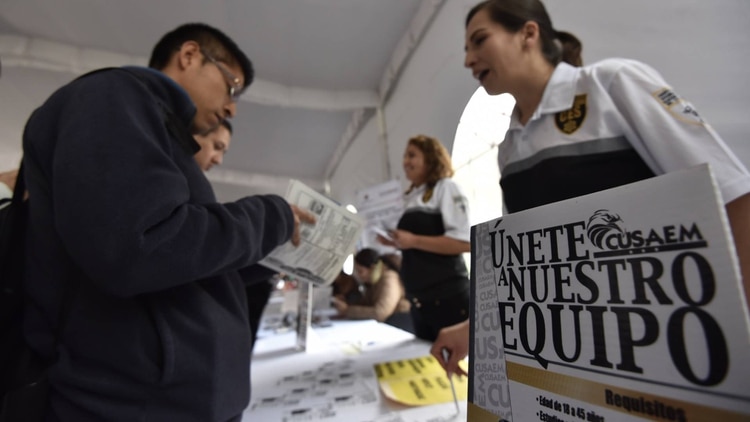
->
xmin=260 ymin=180 xmax=365 ymax=286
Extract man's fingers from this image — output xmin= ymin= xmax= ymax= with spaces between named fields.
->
xmin=290 ymin=204 xmax=317 ymax=224
xmin=430 ymin=345 xmax=444 ymax=365
xmin=288 ymin=204 xmax=315 ymax=247
xmin=291 ymin=214 xmax=302 ymax=246
xmin=297 ymin=209 xmax=316 ymax=224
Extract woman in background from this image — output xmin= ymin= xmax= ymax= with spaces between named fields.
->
xmin=378 ymin=135 xmax=472 ymax=341
xmin=432 ymin=0 xmax=750 ymax=376
xmin=332 ymin=248 xmax=412 ymax=333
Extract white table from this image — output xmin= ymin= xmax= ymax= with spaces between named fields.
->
xmin=242 ymin=319 xmax=467 ymax=422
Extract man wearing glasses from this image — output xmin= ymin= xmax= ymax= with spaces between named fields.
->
xmin=17 ymin=23 xmax=314 ymax=422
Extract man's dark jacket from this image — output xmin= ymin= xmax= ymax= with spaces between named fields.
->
xmin=22 ymin=67 xmax=293 ymax=421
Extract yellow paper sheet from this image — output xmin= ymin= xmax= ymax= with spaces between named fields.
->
xmin=373 ymin=355 xmax=468 ymax=406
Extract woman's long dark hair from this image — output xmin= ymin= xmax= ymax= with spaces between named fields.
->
xmin=354 ymin=248 xmax=401 ymax=272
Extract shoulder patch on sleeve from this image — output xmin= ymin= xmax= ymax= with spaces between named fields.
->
xmin=453 ymin=195 xmax=467 ymax=214
xmin=652 ymin=88 xmax=704 ymax=125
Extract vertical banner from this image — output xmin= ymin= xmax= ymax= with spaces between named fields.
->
xmin=469 ymin=223 xmax=513 ymax=421
xmin=470 ymin=165 xmax=750 ymax=421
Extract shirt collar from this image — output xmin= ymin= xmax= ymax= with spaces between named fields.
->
xmin=509 ymin=62 xmax=579 ymax=129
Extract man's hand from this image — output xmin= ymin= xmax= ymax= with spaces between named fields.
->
xmin=289 ymin=204 xmax=316 ymax=246
xmin=430 ymin=319 xmax=470 ymax=377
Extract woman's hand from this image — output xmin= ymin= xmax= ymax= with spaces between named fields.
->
xmin=430 ymin=319 xmax=470 ymax=377
xmin=386 ymin=229 xmax=418 ymax=250
xmin=376 ymin=233 xmax=397 ymax=247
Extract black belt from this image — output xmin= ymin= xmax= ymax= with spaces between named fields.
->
xmin=406 ymin=282 xmax=469 ymax=309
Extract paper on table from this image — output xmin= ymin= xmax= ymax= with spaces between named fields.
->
xmin=372 ymin=226 xmax=394 ymax=241
xmin=374 ymin=355 xmax=468 ymax=407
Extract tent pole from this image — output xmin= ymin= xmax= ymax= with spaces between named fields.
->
xmin=376 ymin=104 xmax=391 ymax=181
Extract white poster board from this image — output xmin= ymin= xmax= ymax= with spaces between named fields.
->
xmin=469 ymin=165 xmax=750 ymax=421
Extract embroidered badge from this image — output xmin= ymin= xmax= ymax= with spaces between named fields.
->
xmin=453 ymin=195 xmax=467 ymax=214
xmin=653 ymin=88 xmax=704 ymax=125
xmin=555 ymin=94 xmax=587 ymax=135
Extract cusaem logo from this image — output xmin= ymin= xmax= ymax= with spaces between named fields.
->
xmin=585 ymin=209 xmax=707 ymax=256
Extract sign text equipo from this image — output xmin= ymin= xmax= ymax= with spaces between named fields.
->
xmin=488 ymin=219 xmax=729 ymax=387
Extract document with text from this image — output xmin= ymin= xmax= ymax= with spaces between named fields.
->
xmin=260 ymin=180 xmax=365 ymax=286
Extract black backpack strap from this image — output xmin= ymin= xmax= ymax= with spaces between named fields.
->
xmin=11 ymin=159 xmax=78 ymax=359
xmin=0 ymin=159 xmax=27 ymax=296
xmin=12 ymin=162 xmax=25 ymax=203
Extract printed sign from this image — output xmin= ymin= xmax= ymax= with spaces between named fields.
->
xmin=469 ymin=165 xmax=750 ymax=421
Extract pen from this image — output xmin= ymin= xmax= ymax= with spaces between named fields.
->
xmin=441 ymin=348 xmax=460 ymax=415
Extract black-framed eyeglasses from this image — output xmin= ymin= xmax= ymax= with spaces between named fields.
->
xmin=202 ymin=50 xmax=244 ymax=102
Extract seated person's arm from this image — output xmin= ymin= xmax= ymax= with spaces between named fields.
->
xmin=337 ymin=271 xmax=401 ymax=322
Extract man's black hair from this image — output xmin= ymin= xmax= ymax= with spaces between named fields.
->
xmin=148 ymin=23 xmax=254 ymax=89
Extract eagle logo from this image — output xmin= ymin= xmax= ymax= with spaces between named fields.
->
xmin=586 ymin=209 xmax=624 ymax=249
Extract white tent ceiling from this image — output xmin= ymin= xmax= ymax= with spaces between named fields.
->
xmin=0 ymin=0 xmax=436 ymax=197
xmin=1 ymin=0 xmax=749 ymax=204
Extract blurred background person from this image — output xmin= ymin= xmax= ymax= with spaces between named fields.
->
xmin=193 ymin=120 xmax=276 ymax=348
xmin=332 ymin=270 xmax=363 ymax=305
xmin=332 ymin=248 xmax=412 ymax=333
xmin=193 ymin=119 xmax=232 ymax=172
xmin=378 ymin=135 xmax=471 ymax=341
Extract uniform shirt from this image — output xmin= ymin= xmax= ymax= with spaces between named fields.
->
xmin=398 ymin=178 xmax=470 ymax=295
xmin=499 ymin=59 xmax=750 ymax=213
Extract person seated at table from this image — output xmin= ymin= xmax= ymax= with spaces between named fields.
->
xmin=332 ymin=248 xmax=413 ymax=333
xmin=332 ymin=270 xmax=363 ymax=305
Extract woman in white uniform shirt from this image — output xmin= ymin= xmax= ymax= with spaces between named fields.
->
xmin=432 ymin=0 xmax=750 ymax=375
xmin=378 ymin=135 xmax=472 ymax=341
